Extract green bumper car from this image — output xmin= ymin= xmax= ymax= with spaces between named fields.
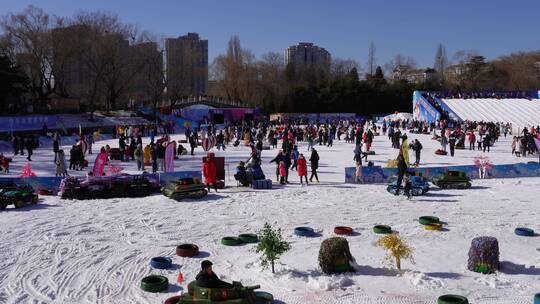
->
xmin=0 ymin=183 xmax=38 ymax=210
xmin=431 ymin=170 xmax=471 ymax=189
xmin=171 ymin=281 xmax=273 ymax=304
xmin=162 ymin=177 xmax=208 ymax=201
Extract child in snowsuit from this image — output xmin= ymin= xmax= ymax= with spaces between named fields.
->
xmin=279 ymin=161 xmax=286 ymax=185
xmin=297 ymin=154 xmax=308 ymax=185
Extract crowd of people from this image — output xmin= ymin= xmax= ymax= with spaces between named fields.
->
xmin=431 ymin=91 xmax=534 ymax=100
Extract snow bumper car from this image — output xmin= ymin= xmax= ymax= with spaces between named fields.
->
xmin=171 ymin=280 xmax=273 ymax=304
xmin=0 ymin=182 xmax=38 ymax=209
xmin=386 ymin=175 xmax=429 ymax=196
xmin=162 ymin=177 xmax=208 ymax=200
xmin=431 ymin=170 xmax=471 ymax=189
xmin=59 ymin=173 xmax=160 ymax=199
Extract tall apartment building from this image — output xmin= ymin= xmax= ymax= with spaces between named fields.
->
xmin=285 ymin=42 xmax=331 ymax=71
xmin=165 ymin=33 xmax=208 ymax=97
xmin=51 ymin=25 xmax=93 ymax=99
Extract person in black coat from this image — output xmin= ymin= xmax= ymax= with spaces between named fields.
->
xmin=150 ymin=144 xmax=158 ymax=173
xmin=411 ymin=139 xmax=422 ymax=166
xmin=189 ymin=135 xmax=197 ymax=156
xmin=448 ymin=132 xmax=456 ymax=157
xmin=196 ymin=260 xmax=233 ymax=289
xmin=25 ymin=136 xmax=35 ymax=161
xmin=395 ymin=152 xmax=408 ymax=195
xmin=483 ymin=133 xmax=491 ymax=153
xmin=309 ymin=148 xmax=320 ymax=182
xmin=119 ymin=136 xmax=126 ymax=162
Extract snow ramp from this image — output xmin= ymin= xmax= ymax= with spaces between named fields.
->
xmin=441 ymin=97 xmax=540 ymax=129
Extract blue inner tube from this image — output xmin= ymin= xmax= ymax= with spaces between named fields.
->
xmin=294 ymin=227 xmax=314 ymax=237
xmin=534 ymin=293 xmax=540 ymax=304
xmin=150 ymin=256 xmax=172 ymax=269
xmin=515 ymin=227 xmax=535 ymax=237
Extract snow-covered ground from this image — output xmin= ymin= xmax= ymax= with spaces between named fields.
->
xmin=0 ymin=131 xmax=539 ymax=304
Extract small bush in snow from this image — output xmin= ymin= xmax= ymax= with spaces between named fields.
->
xmin=256 ymin=223 xmax=291 ymax=274
xmin=376 ymin=233 xmax=415 ymax=271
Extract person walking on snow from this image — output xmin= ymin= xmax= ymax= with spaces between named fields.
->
xmin=394 ymin=151 xmax=408 ymax=196
xmin=134 ymin=144 xmax=144 ymax=171
xmin=291 ymin=145 xmax=299 ymax=171
xmin=55 ymin=149 xmax=68 ymax=177
xmin=297 ymin=153 xmax=308 ymax=185
xmin=309 ymin=148 xmax=320 ymax=183
xmin=411 ymin=139 xmax=422 ymax=166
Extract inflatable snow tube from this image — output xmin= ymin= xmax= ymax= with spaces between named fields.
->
xmin=140 ymin=275 xmax=169 ymax=293
xmin=176 ymin=244 xmax=199 ymax=257
xmin=373 ymin=225 xmax=392 ymax=234
xmin=419 ymin=216 xmax=440 ymax=225
xmin=437 ymin=294 xmax=469 ymax=304
xmin=424 ymin=223 xmax=443 ymax=231
xmin=164 ymin=295 xmax=182 ymax=304
xmin=334 ymin=226 xmax=353 ymax=235
xmin=514 ymin=227 xmax=534 ymax=237
xmin=38 ymin=189 xmax=53 ymax=196
xmin=254 ymin=291 xmax=274 ymax=303
xmin=238 ymin=233 xmax=258 ymax=243
xmin=294 ymin=226 xmax=314 ymax=237
xmin=534 ymin=293 xmax=540 ymax=304
xmin=435 ymin=149 xmax=448 ymax=155
xmin=221 ymin=236 xmax=243 ymax=246
xmin=150 ymin=257 xmax=172 ymax=269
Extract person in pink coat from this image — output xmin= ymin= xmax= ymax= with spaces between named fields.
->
xmin=297 ymin=153 xmax=308 ymax=185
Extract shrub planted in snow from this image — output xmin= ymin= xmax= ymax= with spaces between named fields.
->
xmin=467 ymin=236 xmax=499 ymax=274
xmin=376 ymin=233 xmax=415 ymax=271
xmin=318 ymin=237 xmax=356 ymax=274
xmin=256 ymin=223 xmax=291 ymax=274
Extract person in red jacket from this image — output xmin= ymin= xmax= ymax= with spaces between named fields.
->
xmin=203 ymin=154 xmax=218 ymax=192
xmin=297 ymin=153 xmax=308 ymax=185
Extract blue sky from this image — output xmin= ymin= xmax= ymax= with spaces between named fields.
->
xmin=2 ymin=0 xmax=539 ymax=69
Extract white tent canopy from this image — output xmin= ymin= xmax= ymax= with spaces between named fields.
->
xmin=383 ymin=112 xmax=413 ymax=121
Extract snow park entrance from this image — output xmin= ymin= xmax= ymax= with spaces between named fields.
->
xmin=1 ymin=100 xmax=540 ymax=303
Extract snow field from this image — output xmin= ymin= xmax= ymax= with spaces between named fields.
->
xmin=0 ymin=131 xmax=539 ymax=304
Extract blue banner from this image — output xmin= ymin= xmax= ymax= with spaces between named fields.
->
xmin=0 ymin=115 xmax=58 ymax=132
xmin=345 ymin=162 xmax=540 ymax=184
xmin=412 ymin=91 xmax=440 ymax=123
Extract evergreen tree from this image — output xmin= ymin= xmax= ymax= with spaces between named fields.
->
xmin=347 ymin=67 xmax=359 ymax=81
xmin=434 ymin=43 xmax=447 ymax=84
xmin=255 ymin=223 xmax=291 ymax=274
xmin=0 ymin=54 xmax=29 ymax=113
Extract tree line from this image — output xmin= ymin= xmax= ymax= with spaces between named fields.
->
xmin=1 ymin=6 xmax=539 ymax=116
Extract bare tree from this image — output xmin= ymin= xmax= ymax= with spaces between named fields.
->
xmin=211 ymin=36 xmax=256 ymax=104
xmin=331 ymin=58 xmax=359 ymax=78
xmin=72 ymin=11 xmax=146 ymax=114
xmin=384 ymin=54 xmax=417 ymax=78
xmin=0 ymin=6 xmax=60 ymax=109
